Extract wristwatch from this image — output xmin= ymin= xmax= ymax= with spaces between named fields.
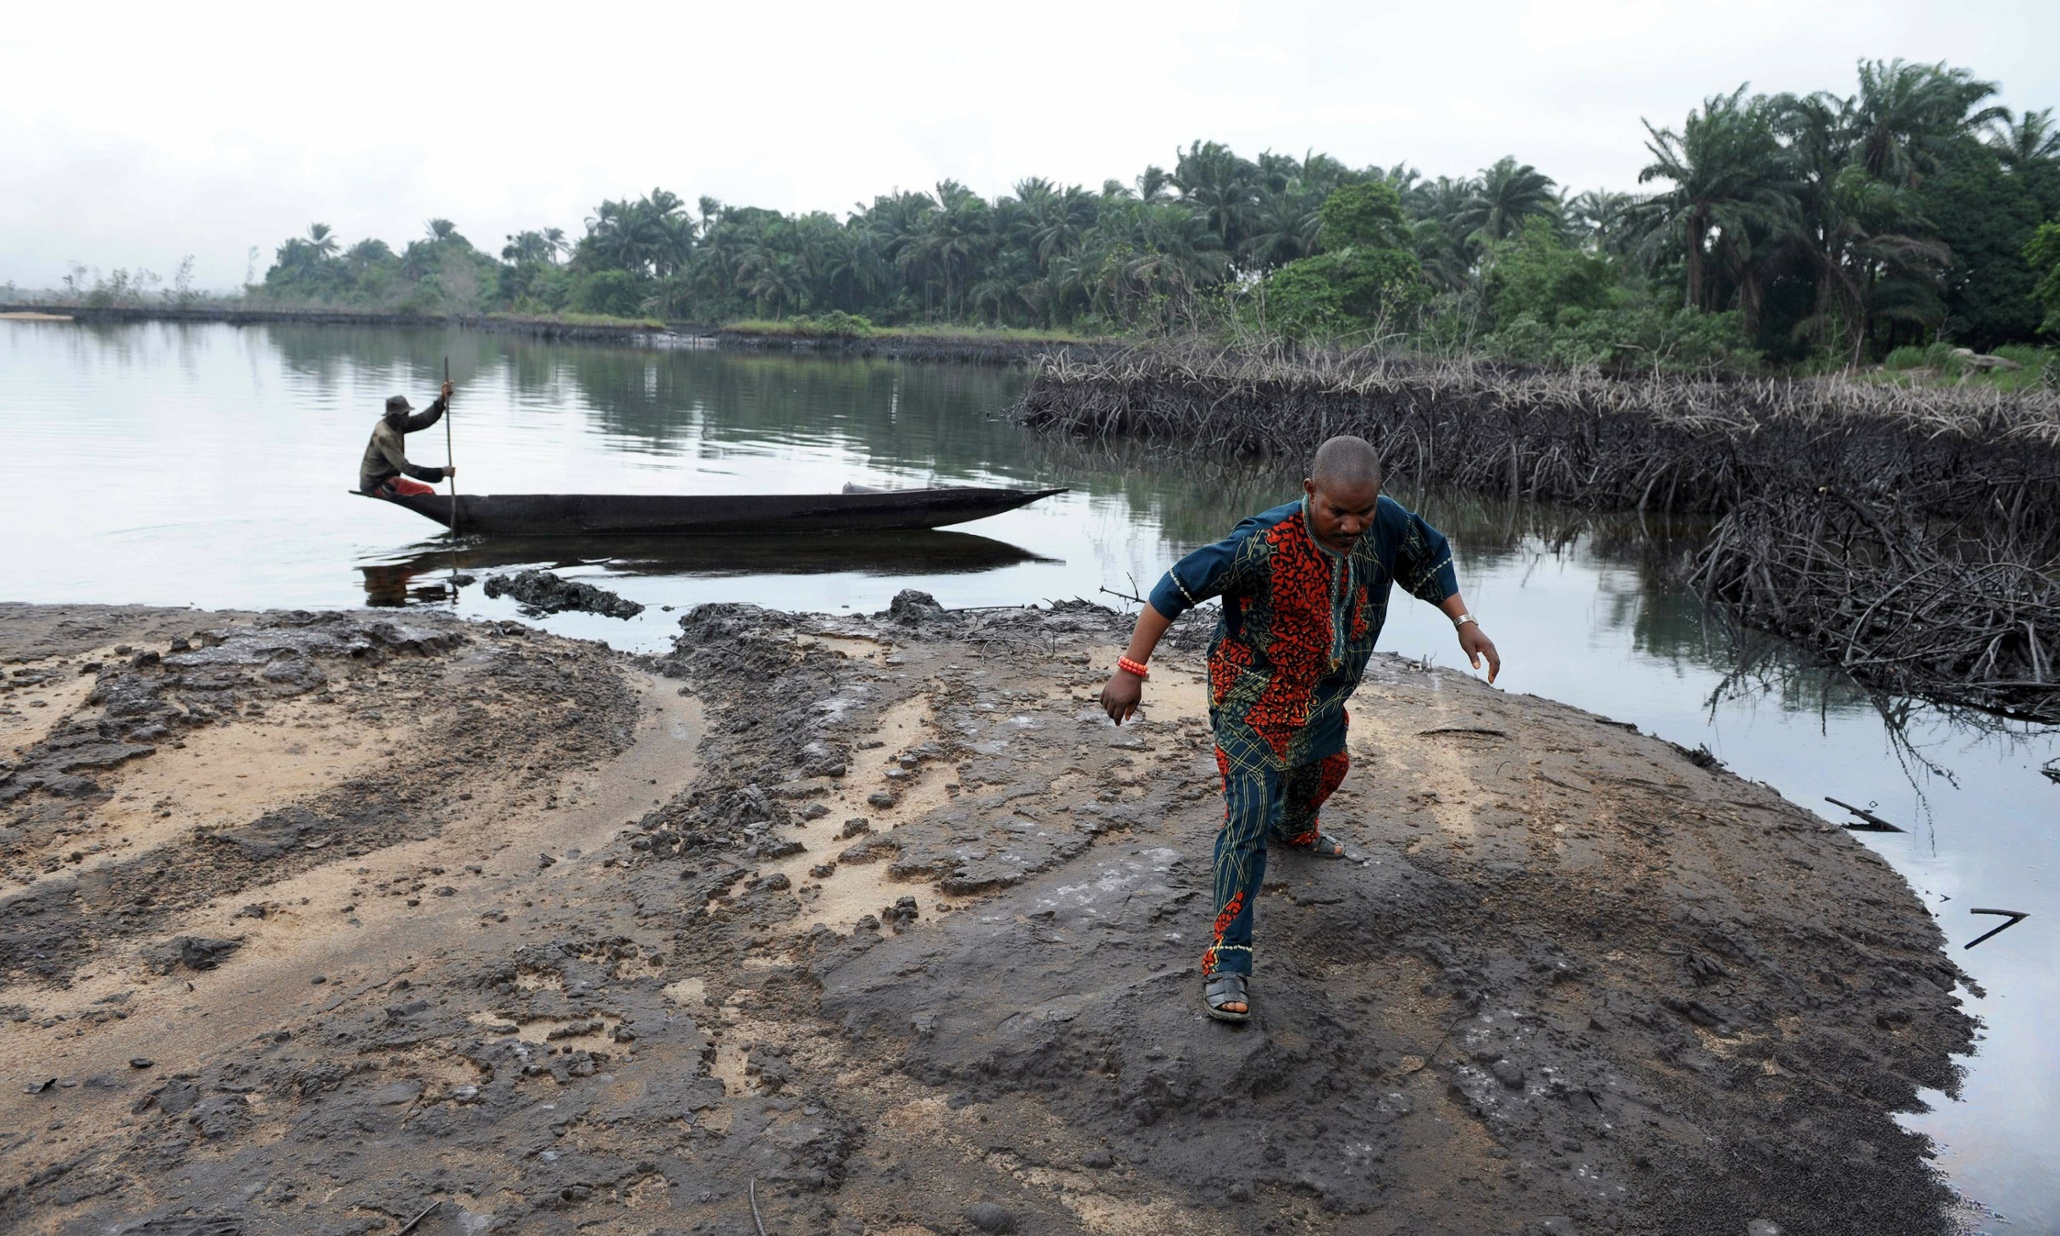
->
xmin=1452 ymin=613 xmax=1479 ymax=628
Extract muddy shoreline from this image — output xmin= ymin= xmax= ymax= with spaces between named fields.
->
xmin=1 ymin=600 xmax=1976 ymax=1235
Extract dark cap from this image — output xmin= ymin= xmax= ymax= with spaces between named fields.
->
xmin=385 ymin=395 xmax=413 ymax=415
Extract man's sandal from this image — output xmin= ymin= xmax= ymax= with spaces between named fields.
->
xmin=1284 ymin=832 xmax=1346 ymax=858
xmin=1203 ymin=973 xmax=1252 ymax=1023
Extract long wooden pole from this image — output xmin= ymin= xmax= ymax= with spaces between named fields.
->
xmin=444 ymin=355 xmax=459 ymax=535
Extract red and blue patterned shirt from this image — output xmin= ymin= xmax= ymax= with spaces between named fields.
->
xmin=1147 ymin=495 xmax=1458 ymax=771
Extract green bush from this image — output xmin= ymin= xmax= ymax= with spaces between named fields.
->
xmin=1481 ymin=220 xmax=1615 ymax=326
xmin=1258 ymin=246 xmax=1427 ymax=341
xmin=572 ymin=269 xmax=645 ymax=317
xmin=1883 ymin=344 xmax=1930 ymax=370
xmin=794 ymin=310 xmax=874 ymax=337
xmin=1993 ymin=343 xmax=2051 ymax=367
xmin=1316 ymin=182 xmax=1410 ymax=252
xmin=1483 ymin=303 xmax=1754 ymax=371
xmin=2026 ymin=219 xmax=2060 ymax=335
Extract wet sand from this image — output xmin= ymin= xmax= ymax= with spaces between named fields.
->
xmin=0 ymin=599 xmax=1975 ymax=1235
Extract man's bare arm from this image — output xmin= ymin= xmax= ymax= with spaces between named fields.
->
xmin=1100 ymin=603 xmax=1174 ymax=724
xmin=1438 ymin=592 xmax=1501 ymax=684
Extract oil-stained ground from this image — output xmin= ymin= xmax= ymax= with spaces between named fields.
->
xmin=0 ymin=597 xmax=1976 ymax=1236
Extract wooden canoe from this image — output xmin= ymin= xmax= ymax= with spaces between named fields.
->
xmin=355 ymin=485 xmax=1066 ymax=536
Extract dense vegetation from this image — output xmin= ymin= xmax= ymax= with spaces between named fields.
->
xmin=239 ymin=60 xmax=2059 ymax=370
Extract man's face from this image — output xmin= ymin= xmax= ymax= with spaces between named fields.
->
xmin=1303 ymin=476 xmax=1381 ymax=552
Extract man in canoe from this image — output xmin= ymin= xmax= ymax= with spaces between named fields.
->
xmin=1099 ymin=435 xmax=1501 ymax=1023
xmin=359 ymin=379 xmax=456 ymax=498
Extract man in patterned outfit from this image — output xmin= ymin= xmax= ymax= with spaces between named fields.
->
xmin=1100 ymin=436 xmax=1500 ymax=1022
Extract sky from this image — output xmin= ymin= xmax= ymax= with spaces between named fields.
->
xmin=4 ymin=0 xmax=2058 ymax=292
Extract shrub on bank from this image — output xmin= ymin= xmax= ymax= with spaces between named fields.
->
xmin=1481 ymin=303 xmax=1755 ymax=371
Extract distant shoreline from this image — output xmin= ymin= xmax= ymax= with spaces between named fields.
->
xmin=0 ymin=304 xmax=1118 ymax=365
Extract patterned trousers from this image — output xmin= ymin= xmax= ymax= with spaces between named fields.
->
xmin=1200 ymin=746 xmax=1350 ymax=978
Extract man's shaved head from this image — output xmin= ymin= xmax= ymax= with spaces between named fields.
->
xmin=1303 ymin=435 xmax=1384 ymax=552
xmin=1309 ymin=435 xmax=1382 ymax=491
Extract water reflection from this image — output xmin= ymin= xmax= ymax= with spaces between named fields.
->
xmin=263 ymin=324 xmax=1032 ymax=466
xmin=358 ymin=529 xmax=1053 ymax=606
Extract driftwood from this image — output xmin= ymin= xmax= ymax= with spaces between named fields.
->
xmin=1017 ymin=344 xmax=2060 ymax=721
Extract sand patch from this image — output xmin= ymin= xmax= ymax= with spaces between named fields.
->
xmin=1137 ymin=659 xmax=1209 ymax=725
xmin=761 ymin=692 xmax=955 ymax=934
xmin=802 ymin=633 xmax=891 ymax=663
xmin=1350 ymin=699 xmax=1483 ymax=843
xmin=5 ymin=691 xmax=405 ymax=893
xmin=0 ymin=654 xmax=112 ymax=755
xmin=708 ymin=1040 xmax=758 ymax=1096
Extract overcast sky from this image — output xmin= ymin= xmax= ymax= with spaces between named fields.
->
xmin=4 ymin=0 xmax=2057 ymax=291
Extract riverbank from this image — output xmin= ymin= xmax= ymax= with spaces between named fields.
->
xmin=0 ymin=599 xmax=1976 ymax=1235
xmin=0 ymin=304 xmax=1118 ymax=365
xmin=1018 ymin=345 xmax=2060 ymax=724
xmin=714 ymin=322 xmax=1117 ymax=365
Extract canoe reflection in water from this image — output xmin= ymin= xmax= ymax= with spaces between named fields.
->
xmin=357 ymin=529 xmax=1057 ymax=607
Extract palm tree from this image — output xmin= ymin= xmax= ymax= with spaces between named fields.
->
xmin=820 ymin=222 xmax=889 ymax=311
xmin=501 ymin=230 xmax=564 ymax=264
xmin=1635 ymin=86 xmax=1797 ymax=319
xmin=894 ymin=185 xmax=990 ymax=319
xmin=1399 ymin=175 xmax=1482 ymax=292
xmin=1567 ymin=190 xmax=1638 ymax=255
xmin=1171 ymin=141 xmax=1260 ymax=256
xmin=581 ymin=191 xmax=692 ymax=279
xmin=736 ymin=246 xmax=804 ymax=318
xmin=1456 ymin=157 xmax=1559 ymax=243
xmin=305 ymin=223 xmax=339 ymax=260
xmin=1016 ymin=183 xmax=1095 ymax=272
xmin=426 ymin=218 xmax=460 ymax=242
xmin=1241 ymin=180 xmax=1326 ymax=269
xmin=1850 ymin=59 xmax=2007 ymax=187
xmin=1803 ymin=164 xmax=1950 ymax=363
xmin=1988 ymin=108 xmax=2060 ymax=171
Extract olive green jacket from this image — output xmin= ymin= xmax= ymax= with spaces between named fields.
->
xmin=358 ymin=398 xmax=447 ymax=490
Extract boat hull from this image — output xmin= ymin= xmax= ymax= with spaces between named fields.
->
xmin=362 ymin=486 xmax=1065 ymax=536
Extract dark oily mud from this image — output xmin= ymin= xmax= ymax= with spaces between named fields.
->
xmin=1 ymin=609 xmax=634 ymax=987
xmin=482 ymin=570 xmax=645 ymax=619
xmin=0 ymin=598 xmax=1975 ymax=1236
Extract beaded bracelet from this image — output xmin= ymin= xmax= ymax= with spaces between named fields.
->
xmin=1116 ymin=655 xmax=1150 ymax=679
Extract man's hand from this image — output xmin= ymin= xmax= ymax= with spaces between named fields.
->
xmin=1459 ymin=623 xmax=1501 ymax=684
xmin=443 ymin=466 xmax=457 ymax=479
xmin=1101 ymin=670 xmax=1143 ymax=725
xmin=441 ymin=379 xmax=455 ymax=400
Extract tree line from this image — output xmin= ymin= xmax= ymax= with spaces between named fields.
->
xmin=253 ymin=58 xmax=2060 ymax=370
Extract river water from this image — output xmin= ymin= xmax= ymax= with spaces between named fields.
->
xmin=3 ymin=319 xmax=2055 ymax=1227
